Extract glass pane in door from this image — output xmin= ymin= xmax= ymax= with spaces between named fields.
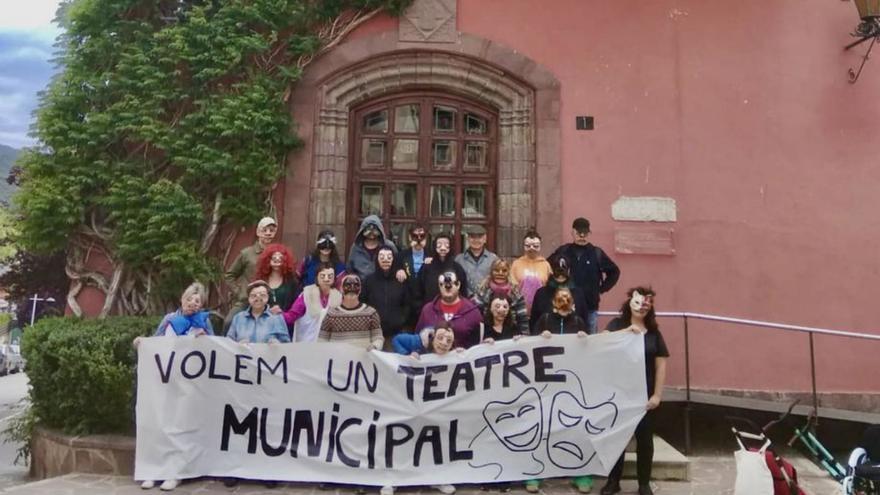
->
xmin=393 ymin=139 xmax=419 ymax=170
xmin=388 ymin=222 xmax=412 ymax=251
xmin=390 ymin=183 xmax=417 ymax=216
xmin=464 ymin=141 xmax=488 ymax=172
xmin=432 ymin=141 xmax=457 ymax=171
xmin=359 ymin=184 xmax=384 ymax=216
xmin=395 ymin=105 xmax=420 ymax=133
xmin=433 ymin=105 xmax=456 ymax=133
xmin=465 ymin=113 xmax=487 ymax=135
xmin=429 ymin=185 xmax=456 ymax=218
xmin=361 ymin=139 xmax=386 ymax=168
xmin=462 ymin=186 xmax=487 ymax=218
xmin=363 ymin=109 xmax=388 ymax=133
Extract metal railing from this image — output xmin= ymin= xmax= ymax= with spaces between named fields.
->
xmin=598 ymin=310 xmax=880 ymax=453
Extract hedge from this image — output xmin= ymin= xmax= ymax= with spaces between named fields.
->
xmin=22 ymin=316 xmax=156 ymax=435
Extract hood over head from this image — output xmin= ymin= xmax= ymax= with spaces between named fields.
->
xmin=355 ymin=214 xmax=389 ymax=244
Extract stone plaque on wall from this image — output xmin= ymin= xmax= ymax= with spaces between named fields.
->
xmin=399 ymin=0 xmax=458 ymax=43
xmin=614 ymin=226 xmax=676 ymax=256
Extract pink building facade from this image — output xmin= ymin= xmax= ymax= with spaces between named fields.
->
xmin=76 ymin=1 xmax=880 ymax=406
xmin=280 ymin=0 xmax=880 ymax=404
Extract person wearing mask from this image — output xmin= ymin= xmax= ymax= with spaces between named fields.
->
xmin=482 ymin=295 xmax=521 ymax=344
xmin=416 ymin=270 xmax=482 ymax=349
xmin=396 ymin=224 xmax=432 ymax=327
xmin=348 ymin=215 xmax=397 ymax=280
xmin=552 ymin=217 xmax=620 ymax=333
xmin=533 ymin=288 xmax=588 ymax=336
xmin=223 ymin=280 xmax=288 ymax=495
xmin=454 ymin=225 xmax=497 ymax=296
xmin=525 ymin=292 xmax=589 ymax=494
xmin=153 ymin=282 xmax=214 ymax=337
xmin=284 ymin=263 xmax=343 ymax=342
xmin=253 ymin=244 xmax=301 ymax=334
xmin=600 ymin=287 xmax=668 ymax=495
xmin=224 ymin=216 xmax=278 ymax=332
xmin=529 ymin=254 xmax=590 ymax=333
xmin=418 ymin=233 xmax=469 ymax=303
xmin=319 ymin=274 xmax=384 ymax=350
xmin=472 ymin=258 xmax=529 ymax=335
xmin=137 ymin=282 xmax=212 ymax=491
xmin=510 ymin=230 xmax=552 ymax=312
xmin=299 ymin=230 xmax=346 ymax=286
xmin=226 ymin=280 xmax=291 ymax=345
xmin=382 ymin=323 xmax=458 ymax=495
xmin=362 ymin=247 xmax=409 ymax=347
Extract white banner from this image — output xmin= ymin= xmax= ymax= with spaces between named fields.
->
xmin=135 ymin=333 xmax=647 ymax=485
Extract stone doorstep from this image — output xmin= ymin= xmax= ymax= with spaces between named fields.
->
xmin=621 ymin=436 xmax=690 ymax=482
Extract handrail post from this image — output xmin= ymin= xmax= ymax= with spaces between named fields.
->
xmin=684 ymin=314 xmax=692 ymax=455
xmin=809 ymin=332 xmax=819 ymax=432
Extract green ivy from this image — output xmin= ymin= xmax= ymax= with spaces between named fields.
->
xmin=13 ymin=0 xmax=411 ymax=308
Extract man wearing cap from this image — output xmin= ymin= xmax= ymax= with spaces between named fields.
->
xmin=454 ymin=225 xmax=498 ymax=297
xmin=552 ymin=217 xmax=620 ymax=333
xmin=415 ymin=270 xmax=482 ymax=349
xmin=223 ymin=216 xmax=278 ymax=332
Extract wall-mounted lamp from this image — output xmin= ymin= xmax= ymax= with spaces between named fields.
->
xmin=845 ymin=0 xmax=880 ymax=83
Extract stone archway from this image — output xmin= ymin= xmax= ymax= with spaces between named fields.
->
xmin=282 ymin=34 xmax=561 ymax=258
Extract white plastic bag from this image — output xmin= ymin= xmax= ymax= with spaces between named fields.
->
xmin=734 ymin=438 xmax=774 ymax=495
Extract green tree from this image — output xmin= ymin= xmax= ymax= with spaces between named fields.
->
xmin=14 ymin=0 xmax=410 ymax=317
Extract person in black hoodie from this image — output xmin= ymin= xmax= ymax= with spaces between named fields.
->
xmin=529 ymin=254 xmax=590 ymax=333
xmin=417 ymin=232 xmax=469 ymax=304
xmin=361 ymin=246 xmax=409 ymax=347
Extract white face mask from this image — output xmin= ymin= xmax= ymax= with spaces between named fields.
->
xmin=629 ymin=291 xmax=651 ymax=315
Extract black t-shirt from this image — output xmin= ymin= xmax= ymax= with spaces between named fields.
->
xmin=606 ymin=317 xmax=670 ymax=396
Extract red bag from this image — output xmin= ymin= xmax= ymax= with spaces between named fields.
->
xmin=763 ymin=450 xmax=806 ymax=495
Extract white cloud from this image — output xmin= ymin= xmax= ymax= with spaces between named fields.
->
xmin=0 ymin=130 xmax=35 ymax=149
xmin=0 ymin=0 xmax=62 ymax=30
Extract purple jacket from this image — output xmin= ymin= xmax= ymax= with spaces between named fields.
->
xmin=416 ymin=297 xmax=483 ymax=349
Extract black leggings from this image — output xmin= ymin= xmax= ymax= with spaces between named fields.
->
xmin=608 ymin=410 xmax=655 ymax=485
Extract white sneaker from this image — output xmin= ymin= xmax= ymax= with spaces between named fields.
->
xmin=140 ymin=480 xmax=156 ymax=489
xmin=433 ymin=485 xmax=456 ymax=494
xmin=380 ymin=486 xmax=395 ymax=495
xmin=159 ymin=479 xmax=179 ymax=491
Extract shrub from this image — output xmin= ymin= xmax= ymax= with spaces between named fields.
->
xmin=21 ymin=316 xmax=156 ymax=435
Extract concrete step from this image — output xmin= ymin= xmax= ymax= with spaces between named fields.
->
xmin=622 ymin=435 xmax=690 ymax=481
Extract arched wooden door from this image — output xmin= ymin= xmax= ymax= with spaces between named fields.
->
xmin=349 ymin=93 xmax=498 ymax=252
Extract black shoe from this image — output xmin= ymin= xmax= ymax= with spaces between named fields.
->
xmin=599 ymin=480 xmax=620 ymax=495
xmin=223 ymin=478 xmax=239 ymax=488
xmin=637 ymin=484 xmax=654 ymax=495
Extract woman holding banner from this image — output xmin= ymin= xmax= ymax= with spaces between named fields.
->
xmin=137 ymin=282 xmax=212 ymax=491
xmin=283 ymin=262 xmax=343 ymax=342
xmin=382 ymin=321 xmax=458 ymax=495
xmin=599 ymin=287 xmax=668 ymax=495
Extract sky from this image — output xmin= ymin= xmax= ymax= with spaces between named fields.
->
xmin=0 ymin=0 xmax=63 ymax=149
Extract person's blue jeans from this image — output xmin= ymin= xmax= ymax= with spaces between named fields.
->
xmin=586 ymin=310 xmax=599 ymax=334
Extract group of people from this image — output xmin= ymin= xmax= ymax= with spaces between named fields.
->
xmin=139 ymin=215 xmax=668 ymax=495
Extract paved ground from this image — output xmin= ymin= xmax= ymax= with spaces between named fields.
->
xmin=0 ymin=452 xmax=843 ymax=495
xmin=0 ymin=372 xmax=29 ymax=491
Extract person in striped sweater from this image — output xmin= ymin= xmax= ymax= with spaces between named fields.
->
xmin=318 ymin=274 xmax=384 ymax=350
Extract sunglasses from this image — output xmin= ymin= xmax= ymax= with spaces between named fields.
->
xmin=411 ymin=232 xmax=427 ymax=241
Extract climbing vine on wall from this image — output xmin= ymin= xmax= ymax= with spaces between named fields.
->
xmin=13 ymin=0 xmax=411 ymax=317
